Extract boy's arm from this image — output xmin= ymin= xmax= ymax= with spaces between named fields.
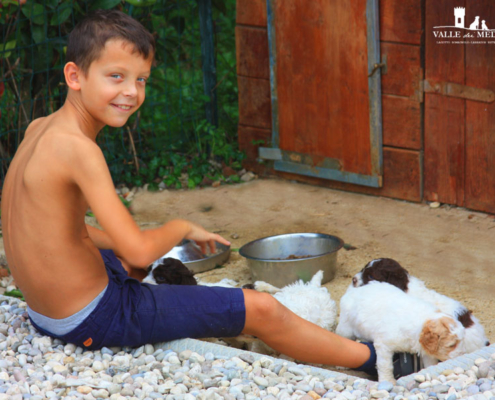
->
xmin=86 ymin=225 xmax=114 ymax=249
xmin=71 ymin=139 xmax=229 ymax=268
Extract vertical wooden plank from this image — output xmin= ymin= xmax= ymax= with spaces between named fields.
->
xmin=235 ymin=26 xmax=270 ymax=79
xmin=273 ymin=0 xmax=372 ymax=176
xmin=236 ymin=0 xmax=267 ymax=27
xmin=380 ymin=0 xmax=423 ymax=45
xmin=380 ymin=43 xmax=422 ymax=99
xmin=424 ymin=95 xmax=465 ymax=204
xmin=237 ymin=76 xmax=272 ymax=129
xmin=424 ymin=0 xmax=465 ymax=204
xmin=382 ymin=95 xmax=422 ymax=149
xmin=464 ymin=0 xmax=495 ymax=214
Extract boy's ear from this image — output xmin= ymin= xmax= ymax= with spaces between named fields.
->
xmin=64 ymin=62 xmax=82 ymax=91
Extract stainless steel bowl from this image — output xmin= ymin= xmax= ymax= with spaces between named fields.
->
xmin=239 ymin=233 xmax=343 ymax=287
xmin=162 ymin=240 xmax=231 ymax=274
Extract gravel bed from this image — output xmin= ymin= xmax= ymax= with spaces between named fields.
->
xmin=0 ymin=293 xmax=495 ymax=400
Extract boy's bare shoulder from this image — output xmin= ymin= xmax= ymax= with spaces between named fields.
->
xmin=34 ymin=122 xmax=104 ymax=166
xmin=19 ymin=117 xmax=108 ymax=189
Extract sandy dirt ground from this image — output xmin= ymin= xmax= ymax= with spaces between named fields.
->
xmin=126 ymin=178 xmax=495 ymax=376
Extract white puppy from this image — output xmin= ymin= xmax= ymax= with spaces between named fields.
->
xmin=254 ymin=270 xmax=337 ymax=331
xmin=353 ymin=258 xmax=489 ymax=354
xmin=337 ymin=281 xmax=467 ymax=382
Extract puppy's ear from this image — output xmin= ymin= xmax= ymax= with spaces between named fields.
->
xmin=364 ymin=258 xmax=409 ymax=291
xmin=383 ymin=269 xmax=409 ymax=291
xmin=420 ymin=317 xmax=459 ymax=360
xmin=456 ymin=308 xmax=474 ymax=328
xmin=419 ymin=319 xmax=441 ymax=356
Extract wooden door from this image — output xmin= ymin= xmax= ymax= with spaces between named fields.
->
xmin=260 ymin=0 xmax=383 ymax=188
xmin=425 ymin=0 xmax=495 ymax=213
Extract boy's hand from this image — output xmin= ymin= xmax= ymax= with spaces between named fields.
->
xmin=185 ymin=222 xmax=231 ymax=254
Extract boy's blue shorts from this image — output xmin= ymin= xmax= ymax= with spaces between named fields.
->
xmin=29 ymin=249 xmax=246 ymax=350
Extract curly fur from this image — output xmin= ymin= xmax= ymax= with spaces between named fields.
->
xmin=142 ymin=258 xmax=197 ymax=285
xmin=337 ymin=281 xmax=467 ymax=382
xmin=255 ymin=271 xmax=337 ymax=331
xmin=143 ymin=258 xmax=238 ymax=288
xmin=352 ymin=258 xmax=489 ymax=354
xmin=355 ymin=258 xmax=409 ymax=291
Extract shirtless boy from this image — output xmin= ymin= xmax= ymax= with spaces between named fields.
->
xmin=1 ymin=9 xmax=378 ymax=374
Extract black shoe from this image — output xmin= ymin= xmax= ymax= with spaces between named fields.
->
xmin=393 ymin=353 xmax=422 ymax=379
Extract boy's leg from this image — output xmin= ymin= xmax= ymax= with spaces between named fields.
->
xmin=242 ymin=289 xmax=370 ymax=368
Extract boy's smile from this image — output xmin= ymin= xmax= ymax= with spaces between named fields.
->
xmin=77 ymin=39 xmax=152 ymax=132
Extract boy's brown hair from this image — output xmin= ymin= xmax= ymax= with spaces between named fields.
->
xmin=66 ymin=9 xmax=155 ymax=74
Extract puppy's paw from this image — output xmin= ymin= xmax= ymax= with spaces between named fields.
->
xmin=254 ymin=281 xmax=280 ymax=294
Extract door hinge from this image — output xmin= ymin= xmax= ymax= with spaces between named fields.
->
xmin=423 ymin=79 xmax=495 ymax=103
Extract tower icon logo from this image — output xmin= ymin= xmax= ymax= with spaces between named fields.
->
xmin=434 ymin=7 xmax=492 ymax=31
xmin=454 ymin=7 xmax=465 ymax=28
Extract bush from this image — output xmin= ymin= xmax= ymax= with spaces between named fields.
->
xmin=0 ymin=0 xmax=243 ymax=188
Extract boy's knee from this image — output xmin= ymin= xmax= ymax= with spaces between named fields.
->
xmin=243 ymin=290 xmax=288 ymax=335
xmin=254 ymin=292 xmax=281 ymax=316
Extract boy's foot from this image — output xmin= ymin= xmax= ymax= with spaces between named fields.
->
xmin=393 ymin=352 xmax=422 ymax=379
xmin=353 ymin=342 xmax=422 ymax=380
xmin=352 ymin=342 xmax=378 ymax=377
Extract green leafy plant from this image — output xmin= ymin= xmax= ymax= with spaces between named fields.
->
xmin=118 ymin=121 xmax=246 ymax=190
xmin=1 ymin=0 xmax=241 ymax=189
xmin=4 ymin=288 xmax=24 ymax=300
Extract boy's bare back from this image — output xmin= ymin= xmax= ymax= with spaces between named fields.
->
xmin=2 ymin=114 xmax=109 ymax=318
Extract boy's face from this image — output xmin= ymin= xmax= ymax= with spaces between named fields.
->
xmin=78 ymin=39 xmax=152 ymax=129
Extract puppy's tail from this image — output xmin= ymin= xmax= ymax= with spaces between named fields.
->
xmin=309 ymin=270 xmax=324 ymax=287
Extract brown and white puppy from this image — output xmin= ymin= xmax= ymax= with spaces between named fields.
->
xmin=337 ymin=281 xmax=467 ymax=382
xmin=142 ymin=258 xmax=238 ymax=287
xmin=142 ymin=258 xmax=198 ymax=285
xmin=352 ymin=258 xmax=489 ymax=353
